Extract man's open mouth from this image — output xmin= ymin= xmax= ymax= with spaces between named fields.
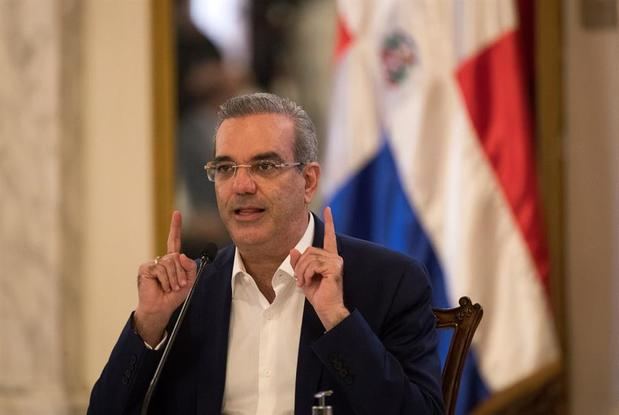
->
xmin=234 ymin=207 xmax=266 ymax=216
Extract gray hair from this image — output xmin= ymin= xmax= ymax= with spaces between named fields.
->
xmin=215 ymin=92 xmax=318 ymax=163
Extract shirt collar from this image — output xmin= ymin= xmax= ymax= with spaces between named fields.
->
xmin=231 ymin=213 xmax=315 ymax=295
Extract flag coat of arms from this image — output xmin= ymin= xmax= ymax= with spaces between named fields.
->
xmin=323 ymin=0 xmax=559 ymax=412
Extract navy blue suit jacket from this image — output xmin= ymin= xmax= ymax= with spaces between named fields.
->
xmin=88 ymin=216 xmax=443 ymax=414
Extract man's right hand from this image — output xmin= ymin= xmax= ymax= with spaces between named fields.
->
xmin=134 ymin=210 xmax=197 ymax=346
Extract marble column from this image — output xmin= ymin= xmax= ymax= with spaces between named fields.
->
xmin=0 ymin=0 xmax=84 ymax=413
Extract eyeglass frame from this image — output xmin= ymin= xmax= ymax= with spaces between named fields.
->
xmin=203 ymin=159 xmax=306 ymax=182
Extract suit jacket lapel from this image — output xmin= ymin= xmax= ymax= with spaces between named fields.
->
xmin=196 ymin=246 xmax=234 ymax=415
xmin=294 ymin=213 xmax=327 ymax=413
xmin=295 ymin=300 xmax=326 ymax=413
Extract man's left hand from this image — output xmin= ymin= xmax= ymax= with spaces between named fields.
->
xmin=290 ymin=207 xmax=350 ymax=331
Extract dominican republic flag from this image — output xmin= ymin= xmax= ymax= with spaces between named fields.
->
xmin=322 ymin=0 xmax=560 ymax=412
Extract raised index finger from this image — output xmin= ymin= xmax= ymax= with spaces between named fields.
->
xmin=167 ymin=210 xmax=182 ymax=254
xmin=323 ymin=206 xmax=337 ymax=254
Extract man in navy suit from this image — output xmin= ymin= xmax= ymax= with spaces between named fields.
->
xmin=88 ymin=92 xmax=443 ymax=414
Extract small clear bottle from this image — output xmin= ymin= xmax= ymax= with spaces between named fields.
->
xmin=312 ymin=390 xmax=334 ymax=415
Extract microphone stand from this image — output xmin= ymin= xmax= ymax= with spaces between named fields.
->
xmin=140 ymin=247 xmax=215 ymax=415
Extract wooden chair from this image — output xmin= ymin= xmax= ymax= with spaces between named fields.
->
xmin=433 ymin=296 xmax=483 ymax=415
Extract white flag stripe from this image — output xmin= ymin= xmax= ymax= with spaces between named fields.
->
xmin=325 ymin=0 xmax=560 ymax=392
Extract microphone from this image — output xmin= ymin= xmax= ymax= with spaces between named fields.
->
xmin=140 ymin=243 xmax=218 ymax=415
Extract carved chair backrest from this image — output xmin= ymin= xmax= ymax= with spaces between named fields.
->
xmin=433 ymin=296 xmax=483 ymax=415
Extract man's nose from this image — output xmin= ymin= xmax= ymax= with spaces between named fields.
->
xmin=231 ymin=166 xmax=257 ymax=194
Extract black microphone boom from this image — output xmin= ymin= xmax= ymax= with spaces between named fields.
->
xmin=140 ymin=243 xmax=218 ymax=415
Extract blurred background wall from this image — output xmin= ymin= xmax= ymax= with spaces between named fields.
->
xmin=565 ymin=0 xmax=618 ymax=413
xmin=0 ymin=0 xmax=153 ymax=413
xmin=0 ymin=0 xmax=617 ymax=414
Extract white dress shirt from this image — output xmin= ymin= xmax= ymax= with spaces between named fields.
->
xmin=222 ymin=215 xmax=314 ymax=415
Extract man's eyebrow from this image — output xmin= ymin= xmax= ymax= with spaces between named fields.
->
xmin=251 ymin=152 xmax=284 ymax=162
xmin=211 ymin=155 xmax=233 ymax=163
xmin=212 ymin=152 xmax=285 ymax=163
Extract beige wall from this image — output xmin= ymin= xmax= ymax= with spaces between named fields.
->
xmin=614 ymin=95 xmax=619 ymax=415
xmin=81 ymin=0 xmax=154 ymax=392
xmin=565 ymin=0 xmax=619 ymax=414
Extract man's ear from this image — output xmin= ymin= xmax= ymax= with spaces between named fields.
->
xmin=303 ymin=162 xmax=321 ymax=204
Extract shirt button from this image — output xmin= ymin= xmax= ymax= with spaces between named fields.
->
xmin=262 ymin=369 xmax=272 ymax=377
xmin=264 ymin=310 xmax=273 ymax=320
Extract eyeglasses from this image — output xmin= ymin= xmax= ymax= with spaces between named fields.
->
xmin=204 ymin=160 xmax=305 ymax=182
